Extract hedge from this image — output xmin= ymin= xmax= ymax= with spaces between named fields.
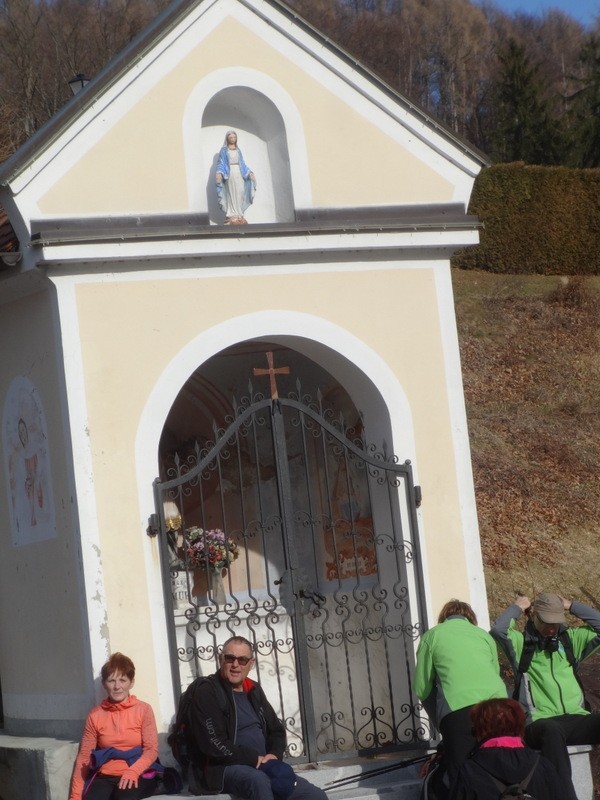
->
xmin=452 ymin=162 xmax=600 ymax=275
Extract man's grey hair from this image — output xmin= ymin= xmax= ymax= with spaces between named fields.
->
xmin=221 ymin=635 xmax=255 ymax=654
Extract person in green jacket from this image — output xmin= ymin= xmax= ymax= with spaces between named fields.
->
xmin=415 ymin=599 xmax=507 ymax=785
xmin=491 ymin=592 xmax=600 ymax=800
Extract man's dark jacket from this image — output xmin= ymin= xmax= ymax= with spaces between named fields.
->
xmin=189 ymin=671 xmax=286 ymax=793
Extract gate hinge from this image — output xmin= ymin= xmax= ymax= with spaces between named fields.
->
xmin=414 ymin=485 xmax=422 ymax=508
xmin=147 ymin=513 xmax=160 ymax=537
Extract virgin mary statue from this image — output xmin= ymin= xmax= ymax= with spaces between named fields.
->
xmin=215 ymin=130 xmax=256 ymax=224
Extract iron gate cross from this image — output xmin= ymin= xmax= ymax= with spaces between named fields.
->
xmin=252 ymin=351 xmax=290 ymax=400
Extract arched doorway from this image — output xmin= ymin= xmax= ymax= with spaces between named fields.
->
xmin=153 ymin=340 xmax=428 ymax=761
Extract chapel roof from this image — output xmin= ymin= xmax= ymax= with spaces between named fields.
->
xmin=0 ymin=0 xmax=488 ymax=187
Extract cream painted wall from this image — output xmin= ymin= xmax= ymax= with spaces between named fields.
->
xmin=38 ymin=16 xmax=453 ymax=215
xmin=0 ymin=289 xmax=91 ymax=731
xmin=72 ymin=265 xmax=469 ymax=711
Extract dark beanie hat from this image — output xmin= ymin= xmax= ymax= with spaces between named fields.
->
xmin=259 ymin=760 xmax=297 ymax=799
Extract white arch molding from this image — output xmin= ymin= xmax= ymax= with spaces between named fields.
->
xmin=183 ymin=67 xmax=312 ymax=217
xmin=135 ymin=311 xmax=419 ymax=728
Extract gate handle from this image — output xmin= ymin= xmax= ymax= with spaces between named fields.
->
xmin=299 ymin=588 xmax=326 ymax=606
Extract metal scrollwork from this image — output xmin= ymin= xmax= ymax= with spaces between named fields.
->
xmin=155 ymin=383 xmax=428 ymax=761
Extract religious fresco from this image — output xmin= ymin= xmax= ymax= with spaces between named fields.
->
xmin=323 ymin=457 xmax=377 ymax=582
xmin=2 ymin=376 xmax=56 ymax=545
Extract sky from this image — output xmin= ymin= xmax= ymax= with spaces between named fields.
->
xmin=484 ymin=0 xmax=600 ymax=27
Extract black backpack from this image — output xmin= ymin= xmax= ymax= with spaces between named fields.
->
xmin=476 ymin=755 xmax=539 ymax=800
xmin=420 ymin=750 xmax=449 ymax=800
xmin=168 ymin=676 xmax=229 ymax=770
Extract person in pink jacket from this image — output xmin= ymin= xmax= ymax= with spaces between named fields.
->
xmin=69 ymin=652 xmax=159 ymax=800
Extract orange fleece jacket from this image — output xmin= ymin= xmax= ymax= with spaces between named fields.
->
xmin=69 ymin=694 xmax=158 ymax=800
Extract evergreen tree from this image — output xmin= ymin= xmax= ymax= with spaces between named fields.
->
xmin=567 ymin=35 xmax=600 ymax=167
xmin=488 ymin=37 xmax=565 ymax=164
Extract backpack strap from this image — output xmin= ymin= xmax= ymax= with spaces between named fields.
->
xmin=558 ymin=630 xmax=590 ymax=710
xmin=475 ymin=753 xmax=539 ymax=797
xmin=512 ymin=622 xmax=537 ymax=700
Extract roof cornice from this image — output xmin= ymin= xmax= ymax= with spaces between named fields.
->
xmin=30 ymin=204 xmax=480 ymax=248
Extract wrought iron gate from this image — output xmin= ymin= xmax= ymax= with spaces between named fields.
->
xmin=153 ymin=381 xmax=429 ymax=761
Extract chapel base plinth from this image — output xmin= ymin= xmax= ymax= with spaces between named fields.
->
xmin=0 ymin=733 xmax=78 ymax=800
xmin=0 ymin=739 xmax=593 ymax=800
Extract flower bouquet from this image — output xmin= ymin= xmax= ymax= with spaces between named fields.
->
xmin=184 ymin=526 xmax=239 ymax=572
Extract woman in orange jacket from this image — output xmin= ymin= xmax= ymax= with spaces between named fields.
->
xmin=69 ymin=652 xmax=159 ymax=800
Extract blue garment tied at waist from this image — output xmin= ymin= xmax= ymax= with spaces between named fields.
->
xmin=84 ymin=746 xmax=182 ymax=795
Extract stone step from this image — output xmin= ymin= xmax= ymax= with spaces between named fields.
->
xmin=0 ymin=736 xmax=592 ymax=800
xmin=152 ymin=745 xmax=595 ymax=800
xmin=152 ymin=755 xmax=429 ymax=800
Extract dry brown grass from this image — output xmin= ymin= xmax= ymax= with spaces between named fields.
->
xmin=452 ymin=271 xmax=600 ymax=620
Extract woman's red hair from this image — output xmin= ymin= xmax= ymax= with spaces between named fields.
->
xmin=471 ymin=698 xmax=525 ymax=741
xmin=101 ymin=652 xmax=135 ymax=682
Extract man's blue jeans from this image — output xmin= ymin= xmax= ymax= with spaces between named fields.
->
xmin=223 ymin=764 xmax=328 ymax=800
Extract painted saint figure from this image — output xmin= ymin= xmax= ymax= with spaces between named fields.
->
xmin=19 ymin=417 xmax=43 ymax=526
xmin=215 ymin=131 xmax=256 ymax=224
xmin=3 ymin=375 xmax=56 ymax=545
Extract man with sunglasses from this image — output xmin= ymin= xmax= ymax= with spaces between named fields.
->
xmin=188 ymin=636 xmax=327 ymax=800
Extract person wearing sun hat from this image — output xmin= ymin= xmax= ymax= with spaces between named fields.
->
xmin=491 ymin=591 xmax=600 ymax=800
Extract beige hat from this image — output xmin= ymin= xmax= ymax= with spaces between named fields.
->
xmin=534 ymin=593 xmax=565 ymax=624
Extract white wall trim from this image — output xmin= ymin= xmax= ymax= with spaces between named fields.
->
xmin=433 ymin=266 xmax=488 ymax=627
xmin=51 ymin=276 xmax=111 ymax=684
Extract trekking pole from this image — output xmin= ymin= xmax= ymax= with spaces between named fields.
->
xmin=324 ymin=753 xmax=431 ymax=789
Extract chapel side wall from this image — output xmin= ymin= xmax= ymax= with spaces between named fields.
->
xmin=0 ymin=288 xmax=91 ymax=737
xmin=63 ymin=260 xmax=479 ymax=728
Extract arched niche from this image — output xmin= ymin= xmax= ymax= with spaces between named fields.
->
xmin=183 ymin=70 xmax=310 ymax=221
xmin=201 ymin=88 xmax=294 ymax=224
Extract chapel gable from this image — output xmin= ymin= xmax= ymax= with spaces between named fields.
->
xmin=0 ymin=0 xmax=485 ymax=228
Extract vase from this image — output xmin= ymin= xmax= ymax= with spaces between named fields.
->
xmin=192 ymin=567 xmax=227 ymax=606
xmin=211 ymin=570 xmax=227 ymax=605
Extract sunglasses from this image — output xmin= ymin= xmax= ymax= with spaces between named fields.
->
xmin=222 ymin=654 xmax=253 ymax=665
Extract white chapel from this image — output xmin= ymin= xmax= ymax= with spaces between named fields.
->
xmin=0 ymin=0 xmax=489 ymax=796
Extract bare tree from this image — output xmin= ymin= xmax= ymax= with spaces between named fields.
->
xmin=0 ymin=0 xmax=593 ymax=163
xmin=0 ymin=0 xmax=169 ymax=156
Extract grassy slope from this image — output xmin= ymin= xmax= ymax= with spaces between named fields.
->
xmin=452 ymin=270 xmax=600 ymax=620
